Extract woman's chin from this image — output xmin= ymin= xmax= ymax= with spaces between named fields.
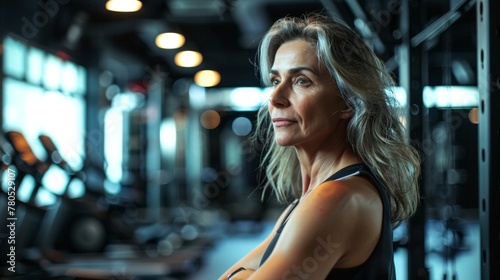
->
xmin=275 ymin=138 xmax=294 ymax=147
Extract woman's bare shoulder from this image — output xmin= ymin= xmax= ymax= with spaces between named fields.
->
xmin=296 ymin=176 xmax=383 ymax=267
xmin=305 ymin=175 xmax=382 ymax=212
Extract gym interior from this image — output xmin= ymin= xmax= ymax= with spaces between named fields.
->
xmin=0 ymin=0 xmax=498 ymax=279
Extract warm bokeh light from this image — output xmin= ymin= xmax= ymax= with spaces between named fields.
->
xmin=155 ymin=32 xmax=185 ymax=49
xmin=106 ymin=0 xmax=142 ymax=12
xmin=174 ymin=51 xmax=203 ymax=67
xmin=200 ymin=110 xmax=220 ymax=129
xmin=469 ymin=107 xmax=479 ymax=124
xmin=194 ymin=70 xmax=221 ymax=87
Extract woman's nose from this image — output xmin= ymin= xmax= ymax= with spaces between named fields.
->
xmin=268 ymin=84 xmax=290 ymax=108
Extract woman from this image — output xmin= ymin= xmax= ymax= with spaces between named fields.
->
xmin=220 ymin=12 xmax=420 ymax=280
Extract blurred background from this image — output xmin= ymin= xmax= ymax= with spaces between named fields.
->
xmin=0 ymin=0 xmax=497 ymax=279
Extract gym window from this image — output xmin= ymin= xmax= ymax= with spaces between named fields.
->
xmin=1 ymin=35 xmax=87 ymax=206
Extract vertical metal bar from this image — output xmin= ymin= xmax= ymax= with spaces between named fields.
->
xmin=185 ymin=85 xmax=203 ymax=207
xmin=477 ymin=1 xmax=500 ymax=279
xmin=85 ymin=67 xmax=105 ymax=177
xmin=147 ymin=79 xmax=163 ymax=223
xmin=401 ymin=0 xmax=430 ymax=279
xmin=0 ymin=38 xmax=3 ymax=128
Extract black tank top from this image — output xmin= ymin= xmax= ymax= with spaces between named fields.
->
xmin=259 ymin=163 xmax=395 ymax=280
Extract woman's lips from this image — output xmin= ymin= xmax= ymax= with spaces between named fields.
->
xmin=272 ymin=118 xmax=296 ymax=127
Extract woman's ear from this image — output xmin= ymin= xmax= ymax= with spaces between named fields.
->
xmin=339 ymin=108 xmax=353 ymax=119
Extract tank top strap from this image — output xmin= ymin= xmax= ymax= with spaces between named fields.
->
xmin=259 ymin=201 xmax=299 ymax=266
xmin=322 ymin=163 xmax=366 ymax=182
xmin=276 ymin=200 xmax=299 ymax=233
xmin=324 ymin=163 xmax=391 ymax=213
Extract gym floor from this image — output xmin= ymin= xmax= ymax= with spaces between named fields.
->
xmin=188 ymin=219 xmax=480 ymax=280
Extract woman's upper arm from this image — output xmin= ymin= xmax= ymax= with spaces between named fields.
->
xmin=218 ymin=203 xmax=297 ymax=279
xmin=246 ymin=181 xmax=379 ymax=280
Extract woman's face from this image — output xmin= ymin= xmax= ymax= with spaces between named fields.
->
xmin=268 ymin=39 xmax=346 ymax=148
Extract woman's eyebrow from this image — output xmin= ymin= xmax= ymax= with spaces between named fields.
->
xmin=270 ymin=66 xmax=319 ymax=76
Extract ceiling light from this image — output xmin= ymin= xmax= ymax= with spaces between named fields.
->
xmin=106 ymin=0 xmax=142 ymax=12
xmin=174 ymin=51 xmax=203 ymax=67
xmin=194 ymin=70 xmax=221 ymax=87
xmin=155 ymin=32 xmax=185 ymax=49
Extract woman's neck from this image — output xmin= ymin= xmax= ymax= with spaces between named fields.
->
xmin=298 ymin=143 xmax=361 ymax=196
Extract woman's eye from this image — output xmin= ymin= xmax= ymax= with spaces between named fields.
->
xmin=270 ymin=78 xmax=280 ymax=86
xmin=295 ymin=77 xmax=310 ymax=85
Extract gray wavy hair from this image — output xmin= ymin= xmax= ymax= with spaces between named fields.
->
xmin=253 ymin=12 xmax=421 ymax=224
